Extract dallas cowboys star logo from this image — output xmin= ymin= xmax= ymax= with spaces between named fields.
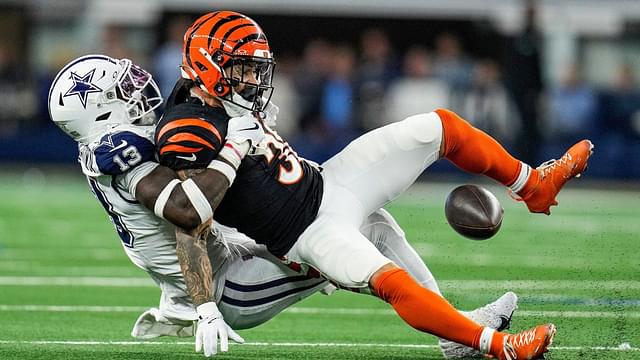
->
xmin=63 ymin=68 xmax=102 ymax=108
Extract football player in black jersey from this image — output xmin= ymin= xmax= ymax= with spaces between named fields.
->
xmin=157 ymin=11 xmax=595 ymax=359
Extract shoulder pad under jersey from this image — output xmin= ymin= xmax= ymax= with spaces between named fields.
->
xmin=80 ymin=125 xmax=156 ymax=176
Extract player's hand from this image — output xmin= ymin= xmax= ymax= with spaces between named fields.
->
xmin=195 ymin=302 xmax=244 ymax=357
xmin=227 ymin=113 xmax=265 ymax=148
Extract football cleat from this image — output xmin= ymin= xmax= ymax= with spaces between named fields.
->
xmin=499 ymin=323 xmax=556 ymax=360
xmin=440 ymin=292 xmax=519 ymax=359
xmin=518 ymin=140 xmax=594 ymax=215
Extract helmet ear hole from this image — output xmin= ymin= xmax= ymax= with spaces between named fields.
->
xmin=214 ymin=82 xmax=227 ymax=95
xmin=212 ymin=51 xmax=225 ymax=65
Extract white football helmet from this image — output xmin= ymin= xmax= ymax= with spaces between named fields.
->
xmin=48 ymin=54 xmax=162 ymax=144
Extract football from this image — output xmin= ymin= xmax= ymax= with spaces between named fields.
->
xmin=444 ymin=184 xmax=504 ymax=240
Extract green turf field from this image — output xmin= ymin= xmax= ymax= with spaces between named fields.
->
xmin=0 ymin=170 xmax=638 ymax=359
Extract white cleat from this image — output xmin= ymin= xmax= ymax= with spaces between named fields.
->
xmin=131 ymin=308 xmax=195 ymax=339
xmin=439 ymin=292 xmax=519 ymax=359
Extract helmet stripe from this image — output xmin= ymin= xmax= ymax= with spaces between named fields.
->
xmin=185 ymin=12 xmax=219 ymax=70
xmin=156 ymin=118 xmax=222 ymax=143
xmin=166 ymin=133 xmax=214 ymax=149
xmin=159 ymin=144 xmax=204 ymax=155
xmin=220 ymin=23 xmax=255 ymax=51
xmin=192 ymin=11 xmax=219 ymax=29
xmin=207 ymin=15 xmax=244 ymax=50
xmin=231 ymin=33 xmax=267 ymax=53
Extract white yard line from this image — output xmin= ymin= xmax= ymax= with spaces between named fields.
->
xmin=0 ymin=339 xmax=637 ymax=352
xmin=1 ymin=276 xmax=639 ymax=290
xmin=285 ymin=307 xmax=640 ymax=319
xmin=0 ymin=276 xmax=155 ymax=287
xmin=0 ymin=304 xmax=638 ymax=319
xmin=0 ymin=305 xmax=147 ymax=312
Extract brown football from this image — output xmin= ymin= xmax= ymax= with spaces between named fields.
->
xmin=445 ymin=185 xmax=504 ymax=240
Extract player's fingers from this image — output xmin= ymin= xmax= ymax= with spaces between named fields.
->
xmin=219 ymin=327 xmax=229 ymax=352
xmin=195 ymin=332 xmax=203 ymax=353
xmin=204 ymin=331 xmax=214 ymax=357
xmin=228 ymin=328 xmax=245 ymax=344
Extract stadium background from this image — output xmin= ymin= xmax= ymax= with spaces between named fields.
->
xmin=0 ymin=0 xmax=638 ymax=359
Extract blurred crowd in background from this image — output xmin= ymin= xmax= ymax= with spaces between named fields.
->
xmin=1 ymin=0 xmax=640 ymax=179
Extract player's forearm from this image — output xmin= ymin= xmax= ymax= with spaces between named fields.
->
xmin=161 ymin=169 xmax=231 ymax=230
xmin=175 ymin=224 xmax=214 ymax=307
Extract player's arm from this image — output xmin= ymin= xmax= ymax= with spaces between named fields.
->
xmin=134 ymin=162 xmax=234 ymax=231
xmin=136 ymin=112 xmax=264 ymax=232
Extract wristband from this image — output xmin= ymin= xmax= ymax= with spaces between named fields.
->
xmin=207 ymin=159 xmax=237 ymax=185
xmin=218 ymin=141 xmax=250 ymax=169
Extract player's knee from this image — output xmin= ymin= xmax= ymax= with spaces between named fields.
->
xmin=434 ymin=108 xmax=474 ymax=155
xmin=364 ymin=209 xmax=408 ymax=250
xmin=397 ymin=112 xmax=443 ymax=147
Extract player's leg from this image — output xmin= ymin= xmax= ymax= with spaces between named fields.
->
xmin=436 ymin=109 xmax=592 ymax=214
xmin=131 ymin=272 xmax=197 ymax=339
xmin=206 ymin=224 xmax=329 ymax=329
xmin=217 ymin=255 xmax=328 ymax=329
xmin=321 ymin=109 xmax=592 ymax=216
xmin=287 ymin=216 xmax=554 ymax=360
xmin=320 ymin=112 xmax=443 ymax=221
xmin=124 ymin=237 xmax=198 ymax=339
xmin=360 ymin=209 xmax=441 ymax=294
xmin=288 ymin=214 xmax=500 ymax=354
xmin=361 ymin=209 xmax=519 ymax=359
xmin=371 ymin=265 xmax=555 ymax=360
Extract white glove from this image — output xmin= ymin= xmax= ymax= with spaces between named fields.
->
xmin=195 ymin=302 xmax=244 ymax=357
xmin=258 ymin=99 xmax=279 ymax=127
xmin=226 ymin=113 xmax=265 ymax=148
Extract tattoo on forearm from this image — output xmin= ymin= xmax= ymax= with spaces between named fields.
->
xmin=175 ymin=224 xmax=213 ymax=307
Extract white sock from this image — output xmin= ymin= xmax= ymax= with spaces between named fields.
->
xmin=479 ymin=327 xmax=495 ymax=354
xmin=509 ymin=163 xmax=532 ymax=194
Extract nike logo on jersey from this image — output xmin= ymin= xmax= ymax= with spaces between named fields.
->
xmin=109 ymin=140 xmax=128 ymax=152
xmin=238 ymin=123 xmax=259 ymax=131
xmin=176 ymin=154 xmax=197 ymax=162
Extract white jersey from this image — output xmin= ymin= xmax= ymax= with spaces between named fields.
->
xmin=79 ymin=124 xmax=175 ymax=272
xmin=79 ymin=124 xmax=199 ymax=320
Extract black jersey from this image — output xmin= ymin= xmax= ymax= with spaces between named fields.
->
xmin=214 ymin=126 xmax=323 ymax=256
xmin=156 ymin=80 xmax=323 ymax=256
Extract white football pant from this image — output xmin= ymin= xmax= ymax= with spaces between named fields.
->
xmin=286 ymin=112 xmax=443 ymax=288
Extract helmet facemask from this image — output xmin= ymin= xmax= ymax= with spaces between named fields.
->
xmin=222 ymin=55 xmax=275 ymax=113
xmin=112 ymin=59 xmax=162 ymax=125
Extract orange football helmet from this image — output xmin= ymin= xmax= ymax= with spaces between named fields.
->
xmin=181 ymin=11 xmax=275 ymax=113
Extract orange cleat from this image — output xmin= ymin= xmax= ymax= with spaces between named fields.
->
xmin=499 ymin=323 xmax=557 ymax=360
xmin=518 ymin=140 xmax=594 ymax=215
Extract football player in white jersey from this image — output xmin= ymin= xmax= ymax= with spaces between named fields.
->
xmin=48 ymin=54 xmax=519 ymax=358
